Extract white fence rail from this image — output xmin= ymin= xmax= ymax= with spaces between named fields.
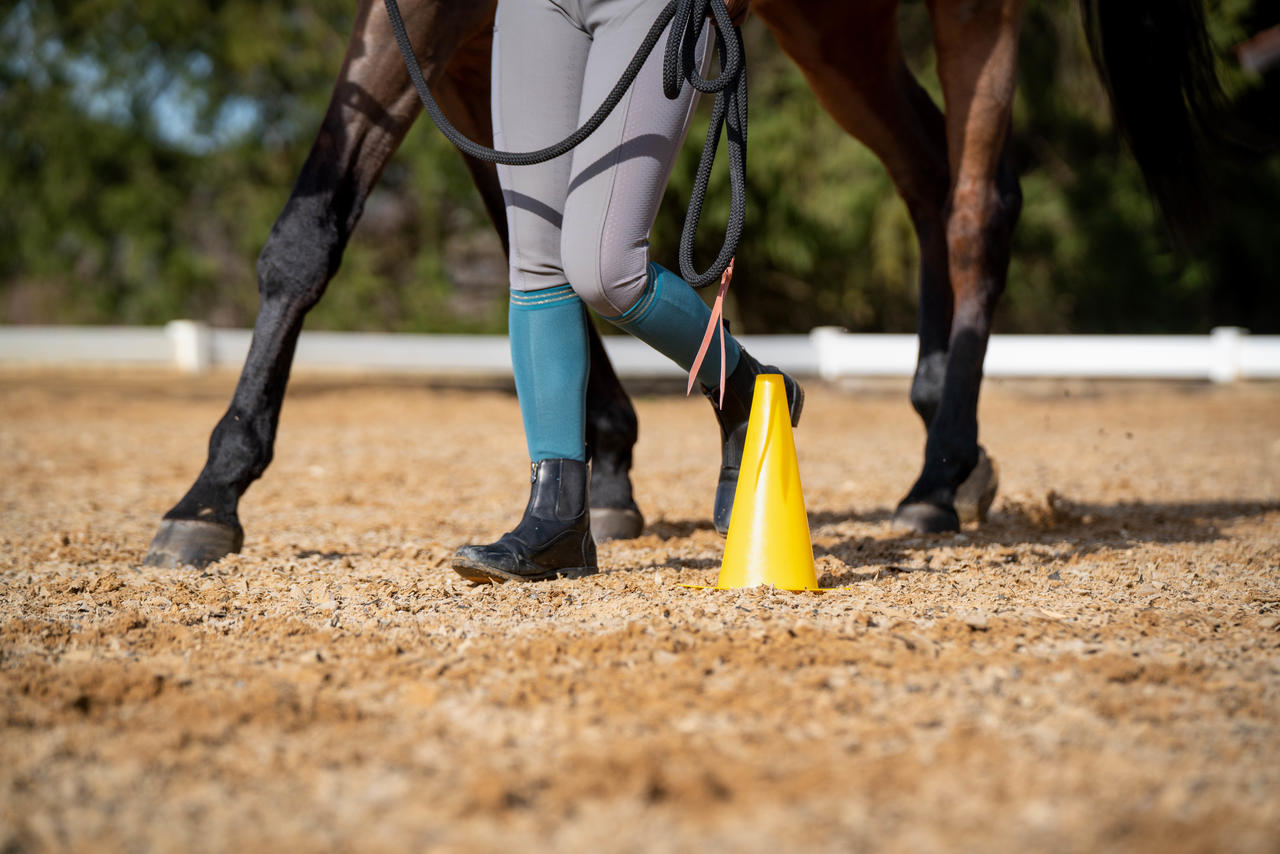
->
xmin=1 ymin=322 xmax=1277 ymax=382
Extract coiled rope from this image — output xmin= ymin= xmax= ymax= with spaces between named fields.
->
xmin=383 ymin=0 xmax=748 ymax=288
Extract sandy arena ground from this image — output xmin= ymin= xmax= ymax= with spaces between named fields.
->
xmin=1 ymin=368 xmax=1278 ymax=852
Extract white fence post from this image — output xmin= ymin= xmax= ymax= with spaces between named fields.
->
xmin=809 ymin=326 xmax=846 ymax=381
xmin=165 ymin=320 xmax=213 ymax=374
xmin=1209 ymin=326 xmax=1247 ymax=384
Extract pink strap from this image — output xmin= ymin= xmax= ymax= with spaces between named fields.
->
xmin=686 ymin=258 xmax=735 ymax=408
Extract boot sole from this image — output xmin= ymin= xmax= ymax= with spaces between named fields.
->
xmin=450 ymin=555 xmax=599 ymax=585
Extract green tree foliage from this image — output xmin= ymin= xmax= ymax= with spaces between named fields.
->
xmin=2 ymin=0 xmax=1276 ymax=333
xmin=1 ymin=0 xmax=498 ymax=332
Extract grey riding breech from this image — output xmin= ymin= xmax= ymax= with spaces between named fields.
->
xmin=493 ymin=0 xmax=711 ymax=316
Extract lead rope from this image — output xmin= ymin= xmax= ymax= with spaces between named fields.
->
xmin=686 ymin=258 xmax=734 ymax=405
xmin=383 ymin=0 xmax=748 ymax=289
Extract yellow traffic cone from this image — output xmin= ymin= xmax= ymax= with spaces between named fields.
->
xmin=687 ymin=374 xmax=827 ymax=591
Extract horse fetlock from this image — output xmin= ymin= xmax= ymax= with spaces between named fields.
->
xmin=954 ymin=445 xmax=999 ymax=524
xmin=900 ymin=440 xmax=997 ymax=531
xmin=588 ymin=458 xmax=643 ymax=541
xmin=584 ymin=373 xmax=642 ymax=540
xmin=165 ymin=477 xmax=242 ymax=529
xmin=589 ymin=454 xmax=635 ymax=496
xmin=897 ymin=452 xmax=970 ymax=533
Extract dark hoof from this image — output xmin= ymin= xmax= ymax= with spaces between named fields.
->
xmin=143 ymin=519 xmax=243 ymax=568
xmin=955 ymin=446 xmax=999 ymax=525
xmin=892 ymin=501 xmax=961 ymax=534
xmin=590 ymin=506 xmax=645 ymax=541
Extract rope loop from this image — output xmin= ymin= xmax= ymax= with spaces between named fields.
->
xmin=384 ymin=0 xmax=748 ymax=287
xmin=663 ymin=0 xmax=741 ymax=98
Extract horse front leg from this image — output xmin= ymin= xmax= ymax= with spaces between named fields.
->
xmin=893 ymin=0 xmax=1024 ymax=533
xmin=144 ymin=0 xmax=499 ymax=567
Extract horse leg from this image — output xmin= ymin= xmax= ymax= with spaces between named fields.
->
xmin=893 ymin=0 xmax=1024 ymax=532
xmin=144 ymin=0 xmax=502 ymax=567
xmin=585 ymin=328 xmax=645 ymax=540
xmin=756 ymin=1 xmax=1007 ymax=527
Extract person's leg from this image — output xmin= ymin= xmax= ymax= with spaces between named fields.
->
xmin=560 ymin=4 xmax=740 ymax=382
xmin=495 ymin=0 xmax=592 ymax=464
xmin=561 ymin=3 xmax=802 ymax=532
xmin=454 ymin=0 xmax=597 ymax=583
xmin=509 ymin=286 xmax=589 ymax=462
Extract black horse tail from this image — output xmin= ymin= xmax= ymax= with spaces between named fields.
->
xmin=1080 ymin=0 xmax=1265 ymax=242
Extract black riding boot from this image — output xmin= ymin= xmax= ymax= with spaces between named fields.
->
xmin=452 ymin=458 xmax=598 ymax=583
xmin=702 ymin=349 xmax=805 ymax=535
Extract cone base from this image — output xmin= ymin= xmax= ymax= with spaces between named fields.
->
xmin=680 ymin=582 xmax=836 ymax=592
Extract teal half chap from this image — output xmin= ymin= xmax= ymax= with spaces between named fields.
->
xmin=509 ymin=285 xmax=589 ymax=462
xmin=607 ymin=263 xmax=741 ymax=388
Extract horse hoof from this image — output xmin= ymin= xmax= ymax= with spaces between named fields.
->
xmin=143 ymin=519 xmax=244 ymax=568
xmin=955 ymin=446 xmax=1000 ymax=525
xmin=892 ymin=501 xmax=960 ymax=534
xmin=590 ymin=507 xmax=644 ymax=541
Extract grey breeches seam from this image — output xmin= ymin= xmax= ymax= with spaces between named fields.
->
xmin=493 ymin=0 xmax=710 ymax=316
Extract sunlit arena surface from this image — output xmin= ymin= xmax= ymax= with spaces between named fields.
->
xmin=1 ymin=370 xmax=1278 ymax=851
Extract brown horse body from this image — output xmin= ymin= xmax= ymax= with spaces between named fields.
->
xmin=143 ymin=0 xmax=1224 ymax=567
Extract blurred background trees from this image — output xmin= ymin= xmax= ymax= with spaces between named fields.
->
xmin=2 ymin=0 xmax=1276 ymax=334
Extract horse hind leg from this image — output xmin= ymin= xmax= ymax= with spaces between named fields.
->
xmin=585 ymin=328 xmax=644 ymax=540
xmin=893 ymin=0 xmax=1023 ymax=533
xmin=756 ymin=0 xmax=996 ymax=528
xmin=144 ymin=0 xmax=497 ymax=568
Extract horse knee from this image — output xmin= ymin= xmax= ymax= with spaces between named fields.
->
xmin=256 ymin=196 xmax=343 ymax=310
xmin=946 ymin=176 xmax=1020 ymax=309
